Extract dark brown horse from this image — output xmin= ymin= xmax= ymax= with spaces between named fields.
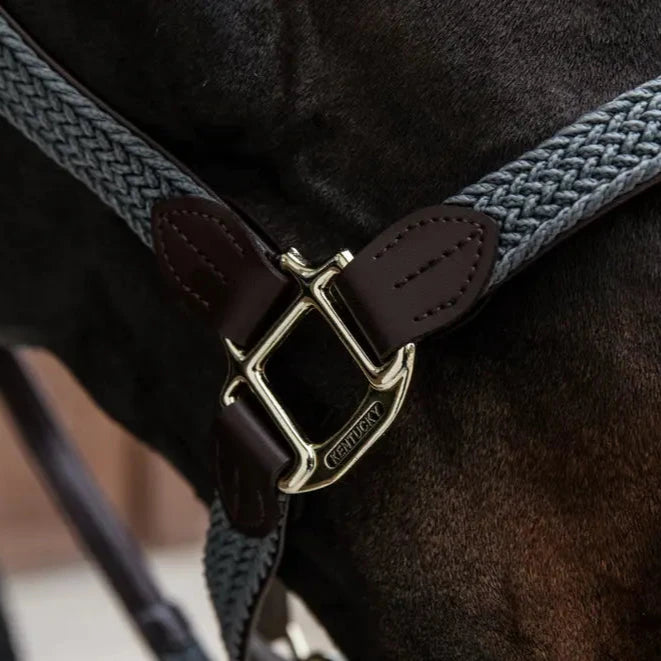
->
xmin=2 ymin=1 xmax=661 ymax=659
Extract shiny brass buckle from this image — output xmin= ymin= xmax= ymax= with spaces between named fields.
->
xmin=221 ymin=248 xmax=415 ymax=494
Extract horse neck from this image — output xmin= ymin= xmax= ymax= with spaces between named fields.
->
xmin=283 ymin=187 xmax=661 ymax=659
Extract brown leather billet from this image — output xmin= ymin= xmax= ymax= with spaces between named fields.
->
xmin=213 ymin=398 xmax=291 ymax=537
xmin=335 ymin=205 xmax=500 ymax=358
xmin=152 ymin=196 xmax=293 ymax=347
xmin=152 ymin=197 xmax=294 ymax=535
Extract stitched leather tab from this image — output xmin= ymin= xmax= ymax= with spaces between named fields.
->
xmin=336 ymin=205 xmax=499 ymax=358
xmin=151 ymin=196 xmax=295 ymax=536
xmin=152 ymin=196 xmax=293 ymax=346
xmin=213 ymin=398 xmax=291 ymax=537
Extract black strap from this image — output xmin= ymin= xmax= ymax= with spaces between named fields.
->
xmin=0 ymin=348 xmax=208 ymax=660
xmin=0 ymin=573 xmax=18 ymax=661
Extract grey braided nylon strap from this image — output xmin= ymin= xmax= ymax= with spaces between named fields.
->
xmin=0 ymin=13 xmax=209 ymax=248
xmin=3 ymin=9 xmax=661 ymax=284
xmin=446 ymin=84 xmax=661 ymax=288
xmin=205 ymin=496 xmax=288 ymax=661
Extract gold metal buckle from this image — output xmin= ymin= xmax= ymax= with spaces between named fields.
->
xmin=220 ymin=248 xmax=415 ymax=494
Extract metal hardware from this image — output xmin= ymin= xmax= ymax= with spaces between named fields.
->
xmin=221 ymin=248 xmax=415 ymax=494
xmin=284 ymin=621 xmax=343 ymax=661
xmin=285 ymin=621 xmax=311 ymax=660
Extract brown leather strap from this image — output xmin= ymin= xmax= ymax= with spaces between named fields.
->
xmin=335 ymin=205 xmax=500 ymax=358
xmin=213 ymin=398 xmax=291 ymax=537
xmin=152 ymin=196 xmax=294 ymax=535
xmin=152 ymin=196 xmax=293 ymax=346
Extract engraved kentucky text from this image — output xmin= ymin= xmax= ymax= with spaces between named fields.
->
xmin=324 ymin=401 xmax=385 ymax=469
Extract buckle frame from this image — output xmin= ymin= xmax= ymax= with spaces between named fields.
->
xmin=221 ymin=248 xmax=415 ymax=494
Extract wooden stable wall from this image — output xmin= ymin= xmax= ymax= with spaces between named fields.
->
xmin=0 ymin=349 xmax=207 ymax=572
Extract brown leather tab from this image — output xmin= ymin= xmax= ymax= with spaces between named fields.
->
xmin=151 ymin=196 xmax=293 ymax=346
xmin=151 ymin=196 xmax=294 ymax=535
xmin=336 ymin=205 xmax=499 ymax=358
xmin=213 ymin=398 xmax=291 ymax=537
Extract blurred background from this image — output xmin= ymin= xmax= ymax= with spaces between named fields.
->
xmin=0 ymin=349 xmax=334 ymax=661
xmin=0 ymin=348 xmax=224 ymax=660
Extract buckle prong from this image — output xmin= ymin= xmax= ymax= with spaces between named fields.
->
xmin=221 ymin=248 xmax=415 ymax=494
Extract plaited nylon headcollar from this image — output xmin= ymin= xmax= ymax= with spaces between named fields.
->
xmin=2 ymin=7 xmax=661 ymax=660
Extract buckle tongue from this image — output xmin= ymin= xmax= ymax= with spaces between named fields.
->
xmin=221 ymin=248 xmax=415 ymax=494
